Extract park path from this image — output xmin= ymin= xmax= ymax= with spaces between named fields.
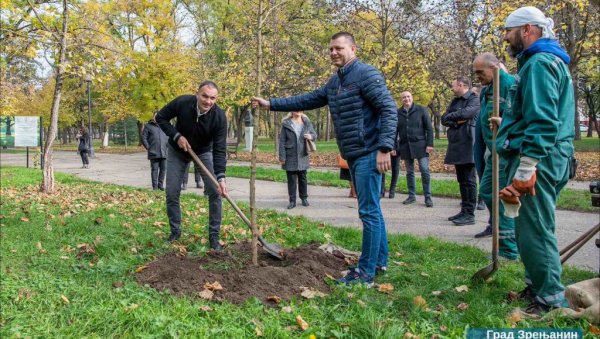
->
xmin=2 ymin=150 xmax=598 ymax=272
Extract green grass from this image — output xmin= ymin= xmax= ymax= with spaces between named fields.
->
xmin=573 ymin=137 xmax=600 ymax=152
xmin=1 ymin=167 xmax=596 ymax=337
xmin=226 ymin=166 xmax=597 ymax=213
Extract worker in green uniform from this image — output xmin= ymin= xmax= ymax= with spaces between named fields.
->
xmin=495 ymin=6 xmax=575 ymax=316
xmin=472 ymin=53 xmax=519 ymax=260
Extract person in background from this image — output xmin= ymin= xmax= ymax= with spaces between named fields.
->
xmin=278 ymin=111 xmax=317 ymax=209
xmin=442 ymin=76 xmax=480 ymax=225
xmin=142 ymin=114 xmax=168 ymax=190
xmin=76 ymin=127 xmax=91 ymax=169
xmin=181 ymin=162 xmax=204 ymax=191
xmin=395 ymin=91 xmax=434 ymax=207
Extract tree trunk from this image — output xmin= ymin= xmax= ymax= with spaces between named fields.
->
xmin=137 ymin=120 xmax=143 ymax=146
xmin=41 ymin=0 xmax=68 ymax=193
xmin=101 ymin=119 xmax=109 ymax=147
xmin=249 ymin=0 xmax=264 ymax=266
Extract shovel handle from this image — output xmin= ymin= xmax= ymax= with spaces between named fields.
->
xmin=186 ymin=149 xmax=267 ymax=245
xmin=491 ymin=66 xmax=500 ymax=266
xmin=560 ymin=223 xmax=600 ymax=264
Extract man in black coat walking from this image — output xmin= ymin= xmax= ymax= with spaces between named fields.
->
xmin=142 ymin=114 xmax=168 ymax=190
xmin=442 ymin=77 xmax=480 ymax=225
xmin=394 ymin=91 xmax=434 ymax=207
xmin=155 ymin=81 xmax=228 ymax=249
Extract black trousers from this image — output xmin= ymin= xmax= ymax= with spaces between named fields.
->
xmin=80 ymin=151 xmax=89 ymax=165
xmin=455 ymin=163 xmax=477 ymax=216
xmin=150 ymin=158 xmax=166 ymax=189
xmin=286 ymin=170 xmax=307 ymax=202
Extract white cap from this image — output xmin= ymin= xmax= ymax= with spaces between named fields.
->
xmin=505 ymin=6 xmax=556 ymax=40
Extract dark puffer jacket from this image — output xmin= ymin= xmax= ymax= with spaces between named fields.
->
xmin=270 ymin=59 xmax=397 ymax=161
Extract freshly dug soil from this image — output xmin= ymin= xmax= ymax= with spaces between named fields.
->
xmin=135 ymin=242 xmax=351 ymax=304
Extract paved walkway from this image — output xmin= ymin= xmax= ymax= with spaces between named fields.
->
xmin=2 ymin=151 xmax=598 ymax=272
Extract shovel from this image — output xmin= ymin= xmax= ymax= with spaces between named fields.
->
xmin=187 ymin=149 xmax=285 ymax=260
xmin=472 ymin=66 xmax=501 ymax=282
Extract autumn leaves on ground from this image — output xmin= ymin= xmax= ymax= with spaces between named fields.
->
xmin=0 ymin=167 xmax=597 ymax=337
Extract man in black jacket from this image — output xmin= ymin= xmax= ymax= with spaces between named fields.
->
xmin=155 ymin=81 xmax=228 ymax=249
xmin=142 ymin=114 xmax=168 ymax=190
xmin=442 ymin=77 xmax=480 ymax=225
xmin=395 ymin=91 xmax=434 ymax=207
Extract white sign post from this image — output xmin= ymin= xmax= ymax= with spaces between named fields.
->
xmin=14 ymin=116 xmax=40 ymax=168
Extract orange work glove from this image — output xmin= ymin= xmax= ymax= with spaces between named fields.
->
xmin=512 ymin=156 xmax=538 ymax=196
xmin=499 ymin=185 xmax=521 ymax=218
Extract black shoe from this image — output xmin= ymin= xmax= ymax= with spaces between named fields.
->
xmin=181 ymin=184 xmax=187 ymax=190
xmin=301 ymin=198 xmax=309 ymax=207
xmin=425 ymin=197 xmax=433 ymax=207
xmin=523 ymin=300 xmax=556 ymax=316
xmin=196 ymin=182 xmax=204 ymax=189
xmin=474 ymin=225 xmax=493 ymax=238
xmin=376 ymin=265 xmax=387 ymax=275
xmin=476 ymin=199 xmax=486 ymax=210
xmin=287 ymin=201 xmax=296 ymax=209
xmin=452 ymin=214 xmax=475 ymax=226
xmin=402 ymin=196 xmax=416 ymax=205
xmin=448 ymin=212 xmax=464 ymax=221
xmin=167 ymin=231 xmax=181 ymax=242
xmin=209 ymin=234 xmax=223 ymax=251
xmin=389 ymin=191 xmax=395 ymax=199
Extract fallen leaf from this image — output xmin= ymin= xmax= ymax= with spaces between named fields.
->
xmin=308 ymin=334 xmax=316 ymax=339
xmin=456 ymin=302 xmax=469 ymax=311
xmin=281 ymin=306 xmax=292 ymax=313
xmin=393 ymin=261 xmax=408 ymax=267
xmin=198 ymin=289 xmax=214 ymax=300
xmin=420 ymin=272 xmax=430 ymax=277
xmin=435 ymin=304 xmax=445 ymax=312
xmin=377 ymin=283 xmax=394 ymax=294
xmin=124 ymin=303 xmax=139 ymax=312
xmin=589 ymin=325 xmax=600 ymax=335
xmin=296 ymin=315 xmax=309 ymax=331
xmin=347 ymin=292 xmax=354 ymax=299
xmin=255 ymin=326 xmax=263 ymax=336
xmin=61 ymin=295 xmax=70 ymax=304
xmin=112 ymin=281 xmax=124 ymax=288
xmin=394 ymin=252 xmax=403 ymax=257
xmin=454 ymin=285 xmax=469 ymax=293
xmin=404 ymin=332 xmax=418 ymax=338
xmin=507 ymin=310 xmax=522 ymax=323
xmin=357 ymin=300 xmax=366 ymax=307
xmin=325 ymin=273 xmax=335 ymax=280
xmin=440 ymin=325 xmax=448 ymax=332
xmin=301 ymin=289 xmax=327 ymax=299
xmin=199 ymin=305 xmax=213 ymax=312
xmin=431 ymin=290 xmax=443 ymax=296
xmin=204 ymin=281 xmax=223 ymax=291
xmin=413 ymin=295 xmax=427 ymax=309
xmin=267 ymin=295 xmax=282 ymax=304
xmin=21 ymin=217 xmax=30 ymax=222
xmin=135 ymin=265 xmax=148 ymax=273
xmin=94 ymin=217 xmax=103 ymax=225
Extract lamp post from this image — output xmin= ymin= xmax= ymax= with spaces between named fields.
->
xmin=85 ymin=74 xmax=94 ymax=157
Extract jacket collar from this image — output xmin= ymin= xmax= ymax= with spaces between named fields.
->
xmin=337 ymin=58 xmax=359 ymax=80
xmin=400 ymin=103 xmax=414 ymax=114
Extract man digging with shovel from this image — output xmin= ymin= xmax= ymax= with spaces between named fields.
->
xmin=155 ymin=81 xmax=228 ymax=250
xmin=495 ymin=7 xmax=575 ymax=316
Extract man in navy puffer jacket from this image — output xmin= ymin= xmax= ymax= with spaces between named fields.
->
xmin=252 ymin=32 xmax=398 ymax=287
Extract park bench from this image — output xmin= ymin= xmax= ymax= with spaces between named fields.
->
xmin=226 ymin=138 xmax=239 ymax=159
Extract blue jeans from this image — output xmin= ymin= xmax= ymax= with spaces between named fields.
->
xmin=404 ymin=156 xmax=431 ymax=198
xmin=349 ymin=151 xmax=389 ymax=279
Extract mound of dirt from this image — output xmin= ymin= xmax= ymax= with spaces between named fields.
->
xmin=135 ymin=242 xmax=352 ymax=304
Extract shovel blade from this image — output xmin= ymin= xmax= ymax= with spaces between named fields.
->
xmin=471 ymin=261 xmax=498 ymax=282
xmin=259 ymin=236 xmax=285 ymax=260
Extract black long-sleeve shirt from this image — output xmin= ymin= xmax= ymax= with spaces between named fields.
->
xmin=155 ymin=95 xmax=227 ymax=180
